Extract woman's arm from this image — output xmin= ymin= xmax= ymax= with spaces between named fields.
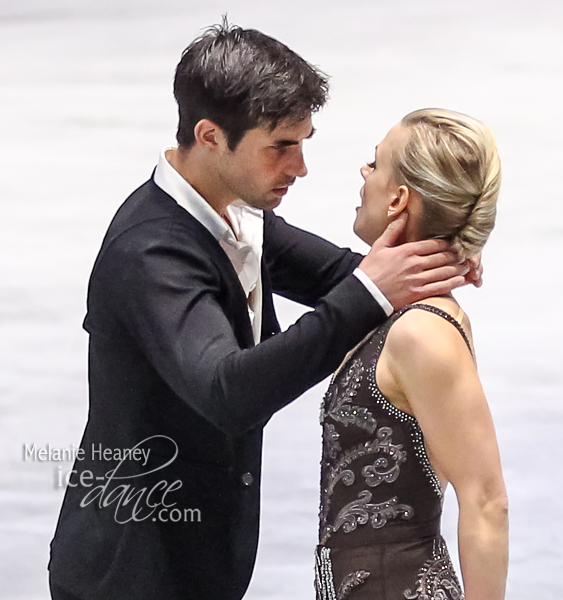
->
xmin=385 ymin=309 xmax=508 ymax=600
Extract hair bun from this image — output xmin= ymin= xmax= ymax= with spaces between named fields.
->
xmin=395 ymin=108 xmax=501 ymax=259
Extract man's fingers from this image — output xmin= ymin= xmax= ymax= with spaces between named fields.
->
xmin=466 ymin=264 xmax=484 ymax=287
xmin=417 ymin=264 xmax=470 ymax=285
xmin=464 ymin=252 xmax=484 ymax=288
xmin=403 ymin=237 xmax=453 ymax=257
xmin=376 ymin=212 xmax=408 ymax=248
xmin=362 ymin=232 xmax=482 ymax=310
xmin=467 ymin=256 xmax=479 ymax=270
xmin=467 ymin=251 xmax=482 ymax=270
xmin=414 ymin=250 xmax=459 ymax=271
xmin=416 ymin=275 xmax=467 ymax=298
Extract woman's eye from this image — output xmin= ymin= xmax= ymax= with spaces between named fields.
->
xmin=367 ymin=161 xmax=376 ymax=170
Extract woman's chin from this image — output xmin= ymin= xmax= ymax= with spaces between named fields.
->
xmin=353 ymin=226 xmax=376 ymax=247
xmin=353 ymin=216 xmax=382 ymax=247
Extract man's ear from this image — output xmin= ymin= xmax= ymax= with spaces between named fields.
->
xmin=193 ymin=119 xmax=227 ymax=151
xmin=387 ymin=185 xmax=411 ymax=218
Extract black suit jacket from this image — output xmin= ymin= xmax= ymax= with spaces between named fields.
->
xmin=48 ymin=178 xmax=387 ymax=599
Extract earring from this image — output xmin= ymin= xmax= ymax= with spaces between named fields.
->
xmin=387 ymin=209 xmax=393 ymax=217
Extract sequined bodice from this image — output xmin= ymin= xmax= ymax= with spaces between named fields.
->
xmin=316 ymin=304 xmax=470 ymax=600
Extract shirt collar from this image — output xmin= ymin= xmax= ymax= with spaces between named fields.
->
xmin=153 ymin=146 xmax=235 ymax=243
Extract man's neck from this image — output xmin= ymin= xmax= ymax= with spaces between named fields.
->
xmin=165 ymin=147 xmax=232 ymax=216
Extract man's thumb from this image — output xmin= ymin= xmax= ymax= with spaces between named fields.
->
xmin=377 ymin=212 xmax=407 ymax=248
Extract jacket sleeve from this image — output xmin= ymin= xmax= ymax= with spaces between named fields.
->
xmin=263 ymin=211 xmax=366 ymax=307
xmin=95 ymin=218 xmax=387 ymax=437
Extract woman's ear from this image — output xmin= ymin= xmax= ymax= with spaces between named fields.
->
xmin=387 ymin=185 xmax=411 ymax=218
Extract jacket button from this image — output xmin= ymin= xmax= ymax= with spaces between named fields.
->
xmin=241 ymin=472 xmax=254 ymax=486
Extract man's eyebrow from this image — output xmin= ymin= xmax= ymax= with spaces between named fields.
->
xmin=274 ymin=127 xmax=316 ymax=147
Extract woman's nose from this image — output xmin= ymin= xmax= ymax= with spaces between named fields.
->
xmin=360 ymin=164 xmax=370 ymax=180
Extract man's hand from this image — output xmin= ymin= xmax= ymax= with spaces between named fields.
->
xmin=358 ymin=213 xmax=471 ymax=311
xmin=464 ymin=252 xmax=483 ymax=288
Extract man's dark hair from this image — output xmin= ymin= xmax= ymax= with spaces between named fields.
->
xmin=173 ymin=20 xmax=329 ymax=150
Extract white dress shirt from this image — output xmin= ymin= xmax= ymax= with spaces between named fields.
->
xmin=153 ymin=147 xmax=393 ymax=345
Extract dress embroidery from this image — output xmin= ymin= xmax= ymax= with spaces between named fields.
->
xmin=323 ymin=423 xmax=342 ymax=461
xmin=322 ymin=359 xmax=377 ymax=434
xmin=333 ymin=490 xmax=414 ymax=533
xmin=403 ymin=537 xmax=465 ymax=600
xmin=361 ymin=426 xmax=407 ymax=487
xmin=337 ymin=570 xmax=371 ymax=599
xmin=317 ymin=304 xmax=469 ymax=599
xmin=315 ymin=547 xmax=370 ymax=600
xmin=319 ymin=427 xmax=409 ymax=543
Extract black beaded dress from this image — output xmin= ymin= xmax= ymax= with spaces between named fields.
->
xmin=316 ymin=304 xmax=471 ymax=600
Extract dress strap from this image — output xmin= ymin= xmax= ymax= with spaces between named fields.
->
xmin=333 ymin=303 xmax=473 ymax=381
xmin=454 ymin=304 xmax=465 ymax=324
xmin=401 ymin=303 xmax=474 ymax=358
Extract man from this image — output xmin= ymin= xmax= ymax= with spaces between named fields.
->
xmin=48 ymin=22 xmax=473 ymax=600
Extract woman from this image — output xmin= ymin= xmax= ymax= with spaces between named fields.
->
xmin=316 ymin=109 xmax=508 ymax=600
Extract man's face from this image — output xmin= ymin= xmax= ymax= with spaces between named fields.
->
xmin=216 ymin=115 xmax=314 ymax=211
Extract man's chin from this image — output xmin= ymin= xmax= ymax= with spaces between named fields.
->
xmin=266 ymin=194 xmax=284 ymax=210
xmin=245 ymin=193 xmax=284 ymax=211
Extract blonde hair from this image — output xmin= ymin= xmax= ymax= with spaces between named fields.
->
xmin=394 ymin=109 xmax=501 ymax=258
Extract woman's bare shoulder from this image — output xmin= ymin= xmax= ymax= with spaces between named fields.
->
xmin=385 ymin=297 xmax=473 ymax=369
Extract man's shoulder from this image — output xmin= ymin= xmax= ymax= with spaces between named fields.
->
xmin=90 ymin=178 xmax=222 ymax=277
xmin=107 ymin=179 xmax=181 ymax=236
xmin=103 ymin=179 xmax=209 ymax=248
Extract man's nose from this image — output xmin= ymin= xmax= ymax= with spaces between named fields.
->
xmin=291 ymin=149 xmax=308 ymax=178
